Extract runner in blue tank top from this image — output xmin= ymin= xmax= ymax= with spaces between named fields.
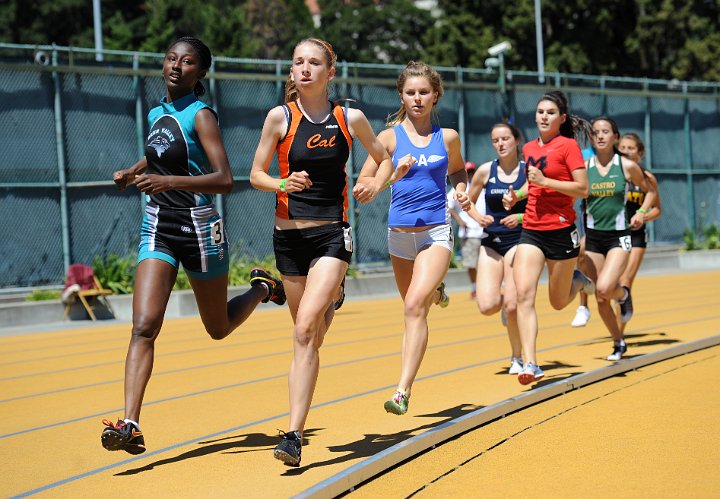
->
xmin=467 ymin=123 xmax=528 ymax=375
xmin=100 ymin=37 xmax=285 ymax=457
xmin=387 ymin=123 xmax=449 ymax=227
xmin=355 ymin=61 xmax=470 ymax=416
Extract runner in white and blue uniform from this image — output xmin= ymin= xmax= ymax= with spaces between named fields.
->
xmin=100 ymin=37 xmax=285 ymax=457
xmin=467 ymin=123 xmax=527 ymax=375
xmin=481 ymin=157 xmax=527 ymax=256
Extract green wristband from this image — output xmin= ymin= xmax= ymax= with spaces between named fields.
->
xmin=637 ymin=207 xmax=648 ymax=214
xmin=385 ymin=180 xmax=392 ymax=188
xmin=279 ymin=179 xmax=286 ymax=192
xmin=516 ymin=189 xmax=524 ymax=199
xmin=517 ymin=213 xmax=523 ymax=223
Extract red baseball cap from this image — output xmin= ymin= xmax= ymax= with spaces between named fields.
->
xmin=465 ymin=161 xmax=476 ymax=171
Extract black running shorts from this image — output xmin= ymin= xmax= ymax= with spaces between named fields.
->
xmin=273 ymin=222 xmax=352 ymax=276
xmin=138 ymin=203 xmax=229 ymax=279
xmin=481 ymin=230 xmax=521 ymax=257
xmin=630 ymin=228 xmax=648 ymax=249
xmin=585 ymin=228 xmax=632 ymax=255
xmin=518 ymin=225 xmax=580 ymax=260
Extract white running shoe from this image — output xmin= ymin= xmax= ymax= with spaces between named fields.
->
xmin=508 ymin=357 xmax=523 ymax=375
xmin=518 ymin=362 xmax=544 ymax=385
xmin=571 ymin=305 xmax=591 ymax=327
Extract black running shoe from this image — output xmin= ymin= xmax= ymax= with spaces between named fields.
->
xmin=607 ymin=342 xmax=628 ymax=361
xmin=334 ymin=277 xmax=346 ymax=311
xmin=274 ymin=430 xmax=301 ymax=467
xmin=250 ymin=267 xmax=286 ymax=305
xmin=618 ymin=286 xmax=633 ymax=323
xmin=101 ymin=419 xmax=146 ymax=455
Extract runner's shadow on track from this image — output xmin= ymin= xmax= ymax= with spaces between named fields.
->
xmin=628 ymin=337 xmax=680 ymax=348
xmin=114 ymin=429 xmax=322 ymax=476
xmin=580 ymin=332 xmax=677 ymax=348
xmin=280 ymin=404 xmax=484 ymax=476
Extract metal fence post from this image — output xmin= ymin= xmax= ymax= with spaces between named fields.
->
xmin=683 ymin=82 xmax=695 ymax=231
xmin=52 ymin=45 xmax=71 ymax=272
xmin=208 ymin=62 xmax=224 ymax=218
xmin=457 ymin=66 xmax=466 ymax=159
xmin=341 ymin=61 xmax=357 ymax=267
xmin=133 ymin=53 xmax=147 ymax=213
xmin=275 ymin=60 xmax=284 ymax=104
xmin=643 ymin=80 xmax=655 ymax=243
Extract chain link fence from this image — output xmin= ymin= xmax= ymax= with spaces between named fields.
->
xmin=1 ymin=43 xmax=719 ymax=288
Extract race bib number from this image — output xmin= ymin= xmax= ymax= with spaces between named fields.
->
xmin=210 ymin=219 xmax=224 ymax=245
xmin=570 ymin=228 xmax=580 ymax=248
xmin=620 ymin=235 xmax=631 ymax=251
xmin=343 ymin=226 xmax=353 ymax=252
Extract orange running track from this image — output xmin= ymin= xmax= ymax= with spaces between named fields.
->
xmin=2 ymin=270 xmax=718 ymax=497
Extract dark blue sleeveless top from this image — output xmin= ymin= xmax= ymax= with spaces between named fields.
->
xmin=484 ymin=159 xmax=527 ymax=234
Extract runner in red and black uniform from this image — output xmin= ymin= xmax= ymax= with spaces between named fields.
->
xmin=250 ymin=38 xmax=394 ymax=467
xmin=506 ymin=90 xmax=595 ymax=385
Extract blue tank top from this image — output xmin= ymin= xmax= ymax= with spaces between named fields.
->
xmin=388 ymin=124 xmax=449 ymax=227
xmin=145 ymin=92 xmax=217 ymax=208
xmin=484 ymin=159 xmax=527 ymax=234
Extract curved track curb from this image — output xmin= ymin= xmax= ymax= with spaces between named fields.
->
xmin=295 ymin=334 xmax=720 ymax=498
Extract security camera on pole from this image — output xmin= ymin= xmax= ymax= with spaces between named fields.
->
xmin=486 ymin=41 xmax=512 ymax=117
xmin=487 ymin=41 xmax=511 ymax=94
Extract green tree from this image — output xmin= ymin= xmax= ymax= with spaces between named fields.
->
xmin=244 ymin=0 xmax=314 ymax=59
xmin=425 ymin=0 xmax=640 ymax=74
xmin=0 ymin=0 xmax=146 ymax=48
xmin=316 ymin=0 xmax=434 ymax=63
xmin=423 ymin=0 xmax=501 ymax=68
xmin=138 ymin=0 xmax=255 ymax=57
xmin=626 ymin=0 xmax=720 ymax=80
xmin=3 ymin=0 xmax=720 ymax=80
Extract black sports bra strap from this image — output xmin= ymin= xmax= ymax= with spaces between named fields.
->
xmin=281 ymin=104 xmax=292 ymax=141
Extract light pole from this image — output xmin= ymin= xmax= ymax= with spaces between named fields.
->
xmin=93 ymin=0 xmax=103 ymax=62
xmin=534 ymin=0 xmax=545 ymax=83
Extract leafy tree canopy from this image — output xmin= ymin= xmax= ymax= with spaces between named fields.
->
xmin=1 ymin=0 xmax=718 ymax=80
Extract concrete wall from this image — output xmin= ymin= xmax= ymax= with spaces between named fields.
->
xmin=2 ymin=249 xmax=718 ymax=330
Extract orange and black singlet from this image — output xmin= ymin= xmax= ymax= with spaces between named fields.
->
xmin=275 ymin=101 xmax=352 ymax=221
